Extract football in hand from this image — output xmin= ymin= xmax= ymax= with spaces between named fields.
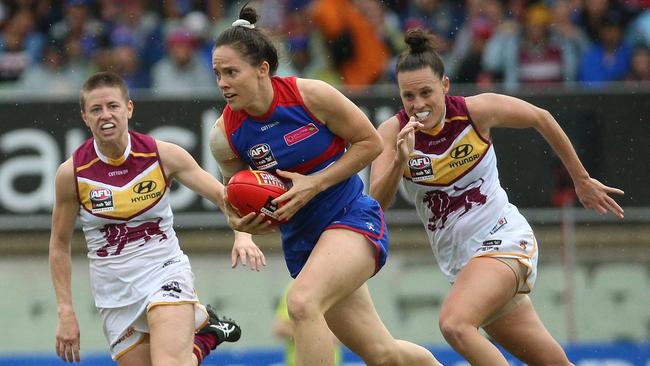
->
xmin=226 ymin=170 xmax=288 ymax=225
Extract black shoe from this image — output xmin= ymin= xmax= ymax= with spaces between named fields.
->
xmin=197 ymin=304 xmax=241 ymax=346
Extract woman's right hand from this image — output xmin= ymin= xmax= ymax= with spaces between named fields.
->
xmin=395 ymin=117 xmax=422 ymax=163
xmin=55 ymin=310 xmax=80 ymax=363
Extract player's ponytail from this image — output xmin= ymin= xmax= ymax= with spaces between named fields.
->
xmin=214 ymin=4 xmax=279 ymax=75
xmin=396 ymin=28 xmax=445 ymax=78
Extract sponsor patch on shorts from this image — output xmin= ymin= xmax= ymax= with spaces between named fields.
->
xmin=490 ymin=217 xmax=507 ymax=234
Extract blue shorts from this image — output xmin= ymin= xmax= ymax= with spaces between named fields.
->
xmin=282 ymin=194 xmax=389 ymax=278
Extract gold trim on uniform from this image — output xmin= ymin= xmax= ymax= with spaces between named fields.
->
xmin=78 ymin=162 xmax=166 ymax=219
xmin=404 ymin=125 xmax=489 ymax=185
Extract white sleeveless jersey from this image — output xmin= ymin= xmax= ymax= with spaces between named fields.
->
xmin=73 ymin=131 xmax=189 ymax=308
xmin=398 ymin=96 xmax=530 ymax=282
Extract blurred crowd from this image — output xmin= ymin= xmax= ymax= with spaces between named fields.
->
xmin=1 ymin=0 xmax=650 ymax=96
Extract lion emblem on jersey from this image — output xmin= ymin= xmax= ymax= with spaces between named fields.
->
xmin=423 ymin=178 xmax=487 ymax=231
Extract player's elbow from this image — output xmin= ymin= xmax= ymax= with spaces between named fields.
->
xmin=533 ymin=107 xmax=555 ymax=129
xmin=367 ymin=133 xmax=384 ymax=160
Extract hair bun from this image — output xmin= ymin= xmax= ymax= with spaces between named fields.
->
xmin=239 ymin=5 xmax=259 ymax=25
xmin=405 ymin=28 xmax=432 ymax=53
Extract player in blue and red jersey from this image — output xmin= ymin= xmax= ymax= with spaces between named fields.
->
xmin=209 ymin=6 xmax=442 ymax=366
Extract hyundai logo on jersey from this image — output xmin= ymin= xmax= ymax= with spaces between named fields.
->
xmin=450 ymin=144 xmax=473 ymax=159
xmin=133 ymin=180 xmax=157 ymax=194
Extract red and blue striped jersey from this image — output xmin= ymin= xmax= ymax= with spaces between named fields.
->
xmin=223 ymin=76 xmax=364 ymax=250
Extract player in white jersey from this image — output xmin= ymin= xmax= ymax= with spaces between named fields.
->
xmin=370 ymin=29 xmax=625 ymax=366
xmin=49 ymin=72 xmax=259 ymax=365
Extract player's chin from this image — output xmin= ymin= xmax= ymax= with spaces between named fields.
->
xmin=225 ymin=97 xmax=243 ymax=110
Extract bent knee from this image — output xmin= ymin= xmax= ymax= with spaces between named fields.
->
xmin=439 ymin=316 xmax=476 ymax=345
xmin=286 ymin=291 xmax=321 ymax=322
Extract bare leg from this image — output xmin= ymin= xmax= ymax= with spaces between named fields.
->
xmin=439 ymin=257 xmax=517 ymax=366
xmin=326 ymin=284 xmax=442 ymax=366
xmin=117 ymin=330 xmax=203 ymax=366
xmin=484 ymin=296 xmax=573 ymax=366
xmin=288 ymin=229 xmax=440 ymax=366
xmin=118 ymin=342 xmax=152 ymax=366
xmin=147 ymin=303 xmax=196 ymax=366
xmin=288 ymin=229 xmax=371 ymax=366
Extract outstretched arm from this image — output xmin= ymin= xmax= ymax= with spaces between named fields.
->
xmin=49 ymin=159 xmax=81 ymax=363
xmin=158 ymin=139 xmax=266 ymax=271
xmin=467 ymin=93 xmax=624 ymax=218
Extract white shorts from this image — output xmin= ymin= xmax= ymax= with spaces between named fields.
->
xmin=472 ymin=203 xmax=539 ymax=293
xmin=99 ymin=269 xmax=209 ymax=360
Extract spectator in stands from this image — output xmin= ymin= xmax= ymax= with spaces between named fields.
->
xmin=0 ymin=8 xmax=44 ymax=86
xmin=49 ymin=0 xmax=103 ymax=59
xmin=278 ymin=4 xmax=341 ymax=85
xmin=453 ymin=16 xmax=494 ymax=85
xmin=205 ymin=0 xmax=232 ymax=39
xmin=161 ymin=0 xmax=193 ymax=34
xmin=447 ymin=0 xmax=504 ymax=80
xmin=578 ymin=8 xmax=633 ymax=85
xmin=63 ymin=34 xmax=92 ymax=80
xmin=281 ymin=35 xmax=341 ymax=87
xmin=575 ymin=0 xmax=610 ymax=42
xmin=0 ymin=1 xmax=8 ymax=29
xmin=483 ymin=3 xmax=582 ymax=89
xmin=151 ymin=28 xmax=215 ymax=94
xmin=401 ymin=0 xmax=464 ymax=56
xmin=106 ymin=26 xmax=150 ymax=90
xmin=311 ymin=0 xmax=389 ymax=91
xmin=626 ymin=8 xmax=650 ymax=46
xmin=550 ymin=0 xmax=591 ymax=67
xmin=355 ymin=0 xmax=405 ymax=82
xmin=109 ymin=0 xmax=165 ymax=76
xmin=627 ymin=44 xmax=650 ymax=81
xmin=17 ymin=42 xmax=85 ymax=94
xmin=184 ymin=10 xmax=217 ymax=71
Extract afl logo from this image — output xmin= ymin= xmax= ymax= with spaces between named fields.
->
xmin=408 ymin=155 xmax=434 ymax=182
xmin=249 ymin=143 xmax=271 ymax=159
xmin=89 ymin=188 xmax=114 ymax=212
xmin=409 ymin=156 xmax=432 ymax=169
xmin=248 ymin=143 xmax=278 ymax=169
xmin=90 ymin=188 xmax=112 ymax=201
xmin=450 ymin=144 xmax=473 ymax=159
xmin=133 ymin=180 xmax=157 ymax=194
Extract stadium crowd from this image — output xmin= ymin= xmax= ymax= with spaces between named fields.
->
xmin=1 ymin=0 xmax=650 ymax=95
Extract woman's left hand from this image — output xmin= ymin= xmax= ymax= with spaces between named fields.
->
xmin=272 ymin=169 xmax=323 ymax=222
xmin=231 ymin=235 xmax=267 ymax=271
xmin=574 ymin=176 xmax=625 ymax=219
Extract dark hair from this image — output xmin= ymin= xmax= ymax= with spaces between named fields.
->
xmin=214 ymin=5 xmax=279 ymax=75
xmin=396 ymin=28 xmax=445 ymax=78
xmin=80 ymin=71 xmax=129 ymax=111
